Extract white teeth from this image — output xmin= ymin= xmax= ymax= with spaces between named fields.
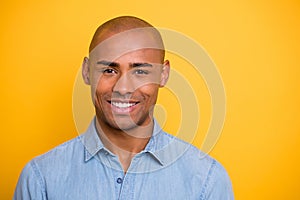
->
xmin=111 ymin=102 xmax=135 ymax=108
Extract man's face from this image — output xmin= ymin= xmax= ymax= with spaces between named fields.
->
xmin=93 ymin=49 xmax=164 ymax=131
xmin=84 ymin=30 xmax=169 ymax=131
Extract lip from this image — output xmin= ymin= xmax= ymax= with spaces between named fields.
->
xmin=107 ymin=100 xmax=140 ymax=114
xmin=109 ymin=99 xmax=139 ymax=104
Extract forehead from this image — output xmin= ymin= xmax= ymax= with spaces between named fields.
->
xmin=89 ymin=28 xmax=164 ymax=62
xmin=114 ymin=49 xmax=163 ymax=65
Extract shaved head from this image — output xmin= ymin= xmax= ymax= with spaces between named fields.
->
xmin=89 ymin=16 xmax=165 ymax=60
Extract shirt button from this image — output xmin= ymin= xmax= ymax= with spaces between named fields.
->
xmin=116 ymin=177 xmax=123 ymax=184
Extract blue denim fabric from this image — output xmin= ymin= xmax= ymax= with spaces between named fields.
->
xmin=14 ymin=118 xmax=234 ymax=200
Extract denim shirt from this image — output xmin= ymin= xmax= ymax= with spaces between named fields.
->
xmin=14 ymin=118 xmax=234 ymax=200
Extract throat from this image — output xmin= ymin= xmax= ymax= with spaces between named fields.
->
xmin=95 ymin=117 xmax=153 ymax=172
xmin=118 ymin=151 xmax=137 ymax=173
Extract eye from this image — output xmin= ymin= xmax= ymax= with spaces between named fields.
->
xmin=134 ymin=69 xmax=149 ymax=75
xmin=102 ymin=68 xmax=117 ymax=74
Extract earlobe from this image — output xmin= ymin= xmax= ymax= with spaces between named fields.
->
xmin=82 ymin=57 xmax=90 ymax=85
xmin=160 ymin=60 xmax=170 ymax=87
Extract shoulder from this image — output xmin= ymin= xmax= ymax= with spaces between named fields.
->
xmin=14 ymin=136 xmax=83 ymax=199
xmin=174 ymin=137 xmax=234 ymax=199
xmin=19 ymin=135 xmax=85 ymax=181
xmin=161 ymin=132 xmax=233 ymax=198
xmin=35 ymin=136 xmax=83 ymax=162
xmin=170 ymin=133 xmax=230 ymax=180
xmin=24 ymin=136 xmax=84 ymax=175
xmin=169 ymin=134 xmax=218 ymax=174
xmin=158 ymin=131 xmax=215 ymax=167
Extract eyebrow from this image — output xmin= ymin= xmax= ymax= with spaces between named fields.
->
xmin=131 ymin=63 xmax=153 ymax=68
xmin=96 ymin=60 xmax=119 ymax=67
xmin=96 ymin=60 xmax=153 ymax=68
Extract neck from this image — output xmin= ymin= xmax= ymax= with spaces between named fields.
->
xmin=95 ymin=117 xmax=154 ymax=172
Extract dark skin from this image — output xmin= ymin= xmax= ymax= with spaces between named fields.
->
xmin=82 ymin=16 xmax=170 ymax=172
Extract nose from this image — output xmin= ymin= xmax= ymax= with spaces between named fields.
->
xmin=113 ymin=73 xmax=135 ymax=95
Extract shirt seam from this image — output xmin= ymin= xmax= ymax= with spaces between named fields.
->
xmin=199 ymin=159 xmax=216 ymax=200
xmin=30 ymin=159 xmax=47 ymax=199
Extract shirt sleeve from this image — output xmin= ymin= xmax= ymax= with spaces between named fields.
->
xmin=13 ymin=160 xmax=46 ymax=200
xmin=203 ymin=160 xmax=234 ymax=200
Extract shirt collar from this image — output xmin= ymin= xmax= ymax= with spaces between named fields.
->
xmin=81 ymin=117 xmax=104 ymax=162
xmin=81 ymin=117 xmax=188 ymax=166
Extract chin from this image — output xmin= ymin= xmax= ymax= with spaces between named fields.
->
xmin=96 ymin=107 xmax=151 ymax=130
xmin=108 ymin=120 xmax=138 ymax=131
xmin=110 ymin=115 xmax=151 ymax=130
xmin=102 ymin=114 xmax=136 ymax=128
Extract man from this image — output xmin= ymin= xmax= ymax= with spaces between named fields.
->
xmin=14 ymin=16 xmax=234 ymax=199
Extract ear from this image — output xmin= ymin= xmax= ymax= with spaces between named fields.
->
xmin=82 ymin=57 xmax=90 ymax=85
xmin=159 ymin=60 xmax=170 ymax=87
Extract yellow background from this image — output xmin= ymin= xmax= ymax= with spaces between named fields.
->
xmin=1 ymin=0 xmax=300 ymax=199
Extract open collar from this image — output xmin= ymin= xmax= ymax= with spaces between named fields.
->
xmin=81 ymin=117 xmax=189 ymax=166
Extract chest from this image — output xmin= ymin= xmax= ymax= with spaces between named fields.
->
xmin=45 ymin=157 xmax=202 ymax=200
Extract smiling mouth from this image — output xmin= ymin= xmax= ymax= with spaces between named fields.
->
xmin=108 ymin=101 xmax=139 ymax=108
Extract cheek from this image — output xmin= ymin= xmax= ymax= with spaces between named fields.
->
xmin=93 ymin=79 xmax=112 ymax=106
xmin=139 ymin=84 xmax=159 ymax=103
xmin=95 ymin=77 xmax=115 ymax=94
